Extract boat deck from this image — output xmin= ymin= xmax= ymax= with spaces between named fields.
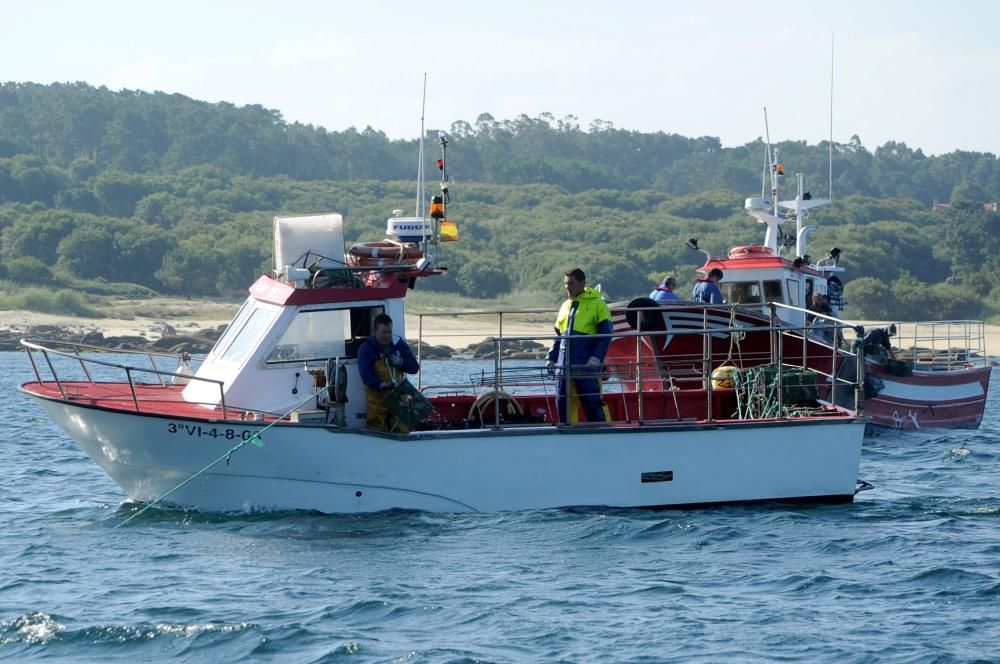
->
xmin=22 ymin=381 xmax=234 ymax=419
xmin=21 ymin=379 xmax=853 ymax=429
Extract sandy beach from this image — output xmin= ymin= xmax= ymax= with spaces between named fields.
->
xmin=0 ymin=305 xmax=554 ymax=351
xmin=2 ymin=307 xmax=998 ymax=357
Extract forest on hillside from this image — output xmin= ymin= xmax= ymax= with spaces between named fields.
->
xmin=0 ymin=82 xmax=998 ymax=321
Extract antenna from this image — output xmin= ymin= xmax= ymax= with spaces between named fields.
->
xmin=415 ymin=73 xmax=428 ymax=218
xmin=829 ymin=35 xmax=834 ymax=202
xmin=763 ymin=107 xmax=778 ymax=216
xmin=761 ymin=143 xmax=768 ymax=199
xmin=763 ymin=106 xmax=772 ymax=168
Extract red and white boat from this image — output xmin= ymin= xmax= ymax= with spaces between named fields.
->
xmin=19 ymin=141 xmax=869 ymax=514
xmin=606 ymin=150 xmax=992 ymax=430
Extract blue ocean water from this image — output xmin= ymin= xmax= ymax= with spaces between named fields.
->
xmin=2 ymin=350 xmax=999 ymax=663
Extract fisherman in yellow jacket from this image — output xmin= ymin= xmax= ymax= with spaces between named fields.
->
xmin=358 ymin=313 xmax=420 ymax=432
xmin=545 ymin=267 xmax=613 ymax=424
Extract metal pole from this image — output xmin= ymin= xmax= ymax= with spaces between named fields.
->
xmin=220 ymin=381 xmax=228 ymax=420
xmin=72 ymin=344 xmax=94 ymax=384
xmin=493 ymin=337 xmax=501 ymax=430
xmin=636 ymin=310 xmax=644 ymax=424
xmin=776 ymin=329 xmax=785 ymax=417
xmin=497 ymin=312 xmax=504 ymax=387
xmin=125 ymin=368 xmax=141 ymax=412
xmin=417 ymin=313 xmax=423 ymax=389
xmin=854 ymin=338 xmax=864 ymax=414
xmin=704 ymin=307 xmax=713 ymax=421
xmin=147 ymin=351 xmax=166 ymax=386
xmin=26 ymin=347 xmax=43 ymax=384
xmin=42 ymin=350 xmax=66 ymax=399
xmin=830 ymin=326 xmax=838 ymax=407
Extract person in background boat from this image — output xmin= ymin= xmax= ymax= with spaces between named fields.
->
xmin=862 ymin=324 xmax=897 ymax=362
xmin=649 ymin=275 xmax=680 ymax=302
xmin=692 ymin=268 xmax=724 ymax=304
xmin=359 ymin=313 xmax=420 ymax=433
xmin=546 ymin=268 xmax=612 ymax=424
xmin=809 ymin=292 xmax=834 ymax=317
xmin=808 ymin=293 xmax=836 ymax=343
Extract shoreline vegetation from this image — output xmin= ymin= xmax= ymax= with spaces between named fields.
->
xmin=1 ymin=83 xmax=999 ymax=327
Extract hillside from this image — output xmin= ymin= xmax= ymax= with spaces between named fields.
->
xmin=0 ymin=82 xmax=998 ymax=321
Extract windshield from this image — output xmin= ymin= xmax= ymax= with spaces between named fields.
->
xmin=267 ymin=306 xmax=384 ymax=363
xmin=720 ymin=281 xmax=762 ymax=304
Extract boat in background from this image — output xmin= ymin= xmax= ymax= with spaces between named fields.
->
xmin=20 ymin=137 xmax=869 ymax=514
xmin=607 ymin=146 xmax=992 ymax=430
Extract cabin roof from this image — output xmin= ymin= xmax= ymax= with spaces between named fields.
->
xmin=701 ymin=255 xmax=825 ymax=277
xmin=249 ymin=274 xmax=411 ymax=306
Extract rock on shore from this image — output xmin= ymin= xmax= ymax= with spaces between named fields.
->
xmin=5 ymin=322 xmax=554 ymax=360
xmin=2 ymin=324 xmax=225 ymax=354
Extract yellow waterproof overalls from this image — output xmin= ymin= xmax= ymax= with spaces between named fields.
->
xmin=365 ymin=357 xmax=409 ymax=434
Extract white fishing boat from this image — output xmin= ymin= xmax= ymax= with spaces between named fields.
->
xmin=21 ymin=138 xmax=869 ymax=515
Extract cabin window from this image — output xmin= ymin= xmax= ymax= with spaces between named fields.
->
xmin=267 ymin=306 xmax=384 ymax=363
xmin=720 ymin=281 xmax=762 ymax=304
xmin=763 ymin=280 xmax=784 ymax=303
xmin=786 ymin=279 xmax=801 ymax=307
xmin=219 ymin=307 xmax=276 ymax=364
xmin=211 ymin=300 xmax=252 ymax=359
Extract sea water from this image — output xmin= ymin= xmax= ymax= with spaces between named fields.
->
xmin=1 ymin=352 xmax=998 ymax=662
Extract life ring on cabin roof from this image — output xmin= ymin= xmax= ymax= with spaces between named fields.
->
xmin=728 ymin=245 xmax=774 ymax=259
xmin=349 ymin=241 xmax=424 ymax=259
xmin=347 ymin=241 xmax=423 ymax=267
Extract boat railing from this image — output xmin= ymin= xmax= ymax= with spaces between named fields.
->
xmin=20 ymin=338 xmax=231 ymax=418
xmin=413 ymin=307 xmax=557 ymax=389
xmin=877 ymin=320 xmax=988 ymax=369
xmin=418 ymin=315 xmax=865 ymax=429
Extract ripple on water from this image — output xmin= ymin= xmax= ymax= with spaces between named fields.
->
xmin=2 ymin=357 xmax=999 ymax=662
xmin=1 ymin=613 xmax=260 ymax=660
xmin=0 ymin=612 xmax=64 ymax=646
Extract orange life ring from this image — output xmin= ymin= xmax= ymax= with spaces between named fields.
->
xmin=728 ymin=244 xmax=774 ymax=259
xmin=348 ymin=256 xmax=414 ymax=268
xmin=348 ymin=241 xmax=423 ymax=260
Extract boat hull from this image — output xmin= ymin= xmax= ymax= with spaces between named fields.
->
xmin=862 ymin=367 xmax=992 ymax=430
xmin=27 ymin=392 xmax=864 ymax=513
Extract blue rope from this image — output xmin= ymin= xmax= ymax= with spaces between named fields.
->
xmin=115 ymin=387 xmax=327 ymax=528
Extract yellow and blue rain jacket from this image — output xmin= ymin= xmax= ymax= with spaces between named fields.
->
xmin=546 ymin=287 xmax=613 ymax=369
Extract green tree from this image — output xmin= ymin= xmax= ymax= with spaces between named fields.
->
xmin=55 ymin=225 xmax=114 ymax=279
xmin=456 ymin=257 xmax=511 ymax=298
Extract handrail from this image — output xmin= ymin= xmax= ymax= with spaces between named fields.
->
xmin=21 ymin=307 xmax=867 ymax=431
xmin=20 ymin=338 xmax=230 ymax=419
xmin=473 ymin=319 xmax=863 ymax=422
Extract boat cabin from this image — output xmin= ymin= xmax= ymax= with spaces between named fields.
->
xmin=702 ymin=245 xmax=844 ymax=327
xmin=693 ymin=168 xmax=846 ymax=327
xmin=182 ymin=212 xmax=421 ymax=424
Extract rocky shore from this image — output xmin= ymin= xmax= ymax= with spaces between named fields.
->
xmin=3 ymin=323 xmax=550 ymax=360
xmin=3 ymin=323 xmax=226 ymax=354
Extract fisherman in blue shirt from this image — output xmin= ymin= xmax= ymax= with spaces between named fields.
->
xmin=649 ymin=275 xmax=680 ymax=302
xmin=358 ymin=313 xmax=420 ymax=432
xmin=692 ymin=268 xmax=724 ymax=304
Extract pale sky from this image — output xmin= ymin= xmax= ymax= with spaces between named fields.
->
xmin=3 ymin=0 xmax=998 ymax=155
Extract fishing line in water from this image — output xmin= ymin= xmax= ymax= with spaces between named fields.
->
xmin=115 ymin=387 xmax=330 ymax=529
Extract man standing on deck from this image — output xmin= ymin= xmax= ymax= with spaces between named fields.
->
xmin=692 ymin=268 xmax=724 ymax=304
xmin=359 ymin=313 xmax=420 ymax=433
xmin=546 ymin=268 xmax=612 ymax=424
